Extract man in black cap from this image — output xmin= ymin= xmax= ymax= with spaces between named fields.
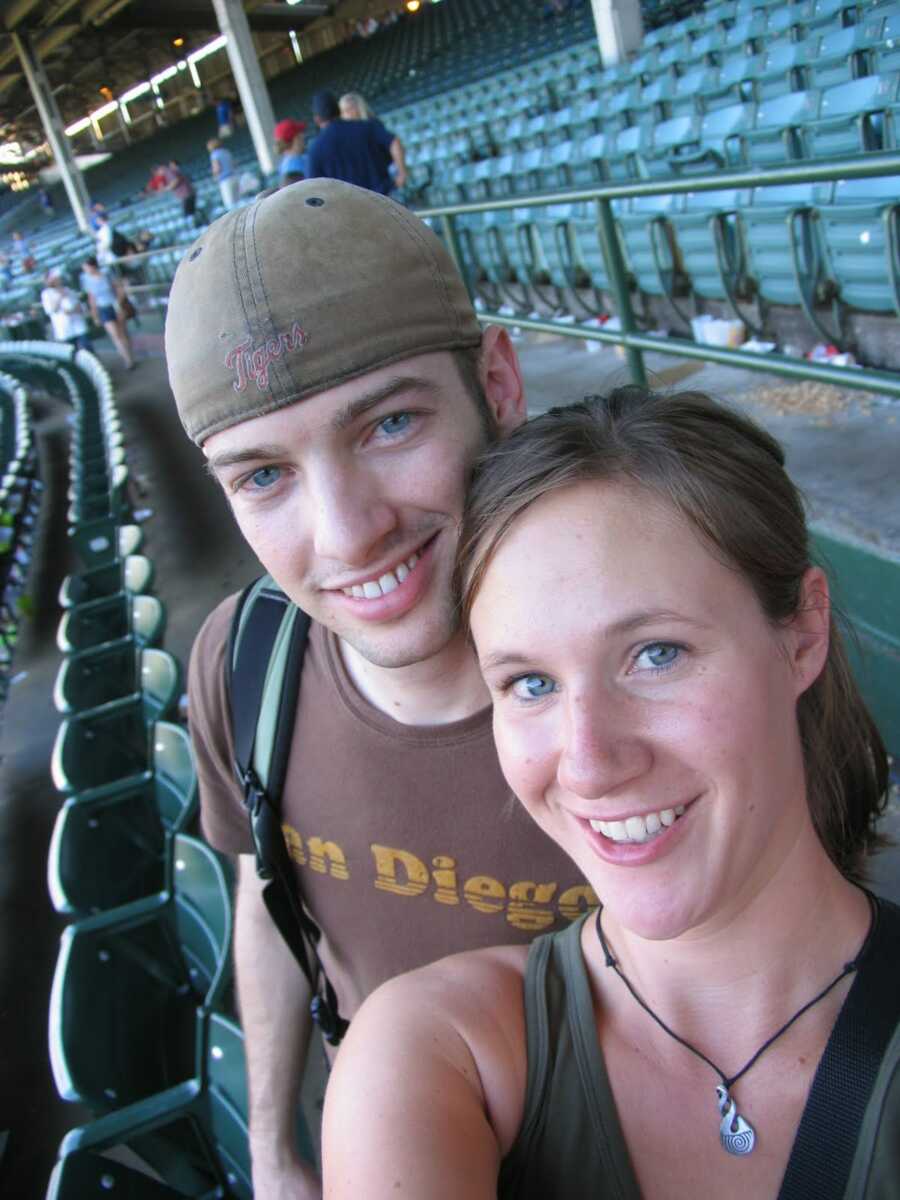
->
xmin=307 ymin=89 xmax=407 ymax=194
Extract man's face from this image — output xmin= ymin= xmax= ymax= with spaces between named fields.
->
xmin=205 ymin=350 xmax=518 ymax=669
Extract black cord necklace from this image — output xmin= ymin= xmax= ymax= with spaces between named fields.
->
xmin=595 ymin=896 xmax=876 ymax=1157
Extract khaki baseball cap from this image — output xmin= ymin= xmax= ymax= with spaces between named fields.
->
xmin=165 ymin=179 xmax=483 ymax=445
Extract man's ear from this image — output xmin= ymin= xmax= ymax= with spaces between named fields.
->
xmin=786 ymin=566 xmax=831 ymax=698
xmin=479 ymin=325 xmax=526 ymax=435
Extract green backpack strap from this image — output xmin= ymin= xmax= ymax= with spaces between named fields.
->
xmin=226 ymin=575 xmax=348 ymax=1046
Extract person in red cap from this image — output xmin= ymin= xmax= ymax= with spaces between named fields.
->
xmin=274 ymin=117 xmax=308 ymax=186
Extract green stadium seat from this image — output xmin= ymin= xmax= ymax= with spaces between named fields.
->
xmin=819 ymin=174 xmax=900 ymax=316
xmin=758 ymin=39 xmax=817 ymax=99
xmin=617 ymin=193 xmax=689 ymax=311
xmin=670 ymin=188 xmax=757 ymax=319
xmin=49 ymin=833 xmax=234 ymax=1112
xmin=741 ymin=182 xmax=841 ymax=338
xmin=873 ymin=13 xmax=900 ymax=74
xmin=740 ymin=90 xmax=821 ymax=167
xmin=804 ymin=75 xmax=899 ymax=161
xmin=56 ymin=592 xmax=164 ymax=654
xmin=566 ymin=132 xmax=608 ymax=186
xmin=47 ymin=1152 xmax=186 ymax=1199
xmin=806 ymin=25 xmax=879 ymax=91
xmin=605 ymin=121 xmax=655 ymax=182
xmin=51 ymin=694 xmax=151 ymax=797
xmin=58 ymin=554 xmax=154 ymax=608
xmin=640 ymin=115 xmax=704 ymax=178
xmin=49 ymin=1012 xmax=254 ymax=1199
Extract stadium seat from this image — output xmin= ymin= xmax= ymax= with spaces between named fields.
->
xmin=46 ymin=1152 xmax=186 ymax=1199
xmin=804 ymin=75 xmax=900 ymax=161
xmin=51 ymin=694 xmax=151 ymax=797
xmin=741 ymin=182 xmax=843 ymax=341
xmin=48 ymin=1012 xmax=255 ymax=1200
xmin=49 ymin=833 xmax=233 ymax=1111
xmin=819 ymin=174 xmax=900 ymax=317
xmin=56 ymin=592 xmax=164 ymax=655
xmin=670 ymin=188 xmax=760 ymax=327
xmin=740 ymin=90 xmax=821 ymax=167
xmin=54 ymin=640 xmax=179 ymax=721
xmin=617 ymin=193 xmax=691 ymax=318
xmin=58 ymin=554 xmax=154 ymax=608
xmin=48 ymin=718 xmax=197 ymax=915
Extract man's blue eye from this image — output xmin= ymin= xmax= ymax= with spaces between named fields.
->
xmin=378 ymin=413 xmax=412 ymax=436
xmin=249 ymin=465 xmax=281 ymax=490
xmin=512 ymin=674 xmax=556 ymax=700
xmin=637 ymin=643 xmax=680 ymax=670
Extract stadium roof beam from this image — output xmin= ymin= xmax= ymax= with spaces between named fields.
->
xmin=212 ymin=0 xmax=277 ymax=177
xmin=589 ymin=0 xmax=643 ymax=66
xmin=10 ymin=27 xmax=90 ymax=230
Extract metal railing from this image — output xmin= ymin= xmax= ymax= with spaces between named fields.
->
xmin=419 ymin=151 xmax=900 ymax=400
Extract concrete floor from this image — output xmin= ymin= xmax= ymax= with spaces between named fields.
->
xmin=1 ymin=322 xmax=897 ymax=1195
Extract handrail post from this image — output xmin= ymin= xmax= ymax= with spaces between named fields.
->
xmin=440 ymin=212 xmax=472 ymax=301
xmin=594 ymin=197 xmax=647 ymax=387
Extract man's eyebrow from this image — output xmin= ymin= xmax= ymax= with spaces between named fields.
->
xmin=478 ymin=611 xmax=706 ymax=673
xmin=205 ymin=443 xmax=288 ymax=475
xmin=205 ymin=376 xmax=441 ymax=474
xmin=331 ymin=375 xmax=441 ymax=431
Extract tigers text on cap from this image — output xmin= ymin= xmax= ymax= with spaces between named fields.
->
xmin=165 ymin=179 xmax=483 ymax=445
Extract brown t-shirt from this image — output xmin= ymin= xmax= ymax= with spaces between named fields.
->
xmin=188 ymin=594 xmax=597 ymax=1020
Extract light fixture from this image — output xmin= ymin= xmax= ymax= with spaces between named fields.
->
xmin=173 ymin=36 xmax=184 ymax=48
xmin=406 ymin=0 xmax=421 ymax=10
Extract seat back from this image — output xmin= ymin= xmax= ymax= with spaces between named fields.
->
xmin=53 ymin=637 xmax=139 ymax=714
xmin=152 ymin=721 xmax=198 ymax=832
xmin=51 ymin=695 xmax=150 ymax=795
xmin=171 ymin=834 xmax=233 ymax=1009
xmin=140 ymin=648 xmax=181 ymax=723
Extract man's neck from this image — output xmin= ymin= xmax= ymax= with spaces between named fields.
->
xmin=338 ymin=632 xmax=490 ymax=726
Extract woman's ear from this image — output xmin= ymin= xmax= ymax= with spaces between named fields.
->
xmin=479 ymin=325 xmax=526 ymax=435
xmin=786 ymin=566 xmax=831 ymax=698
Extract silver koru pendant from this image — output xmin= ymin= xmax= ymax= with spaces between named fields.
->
xmin=716 ymin=1084 xmax=756 ymax=1155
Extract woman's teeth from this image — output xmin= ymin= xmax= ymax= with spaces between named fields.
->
xmin=590 ymin=805 xmax=686 ymax=845
xmin=343 ymin=551 xmax=420 ymax=599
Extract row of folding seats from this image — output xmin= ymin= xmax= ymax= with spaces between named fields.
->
xmin=0 ymin=343 xmax=256 ymax=1198
xmin=0 ymin=368 xmax=42 ymax=718
xmin=401 ymin=15 xmax=900 ymax=191
xmin=449 ymin=171 xmax=900 ymax=340
xmin=427 ymin=75 xmax=899 ymax=212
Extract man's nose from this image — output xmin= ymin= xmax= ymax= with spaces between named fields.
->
xmin=309 ymin=463 xmax=398 ymax=567
xmin=556 ymin=691 xmax=651 ymax=801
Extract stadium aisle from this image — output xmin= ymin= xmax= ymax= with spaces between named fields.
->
xmin=1 ymin=328 xmax=896 ymax=1196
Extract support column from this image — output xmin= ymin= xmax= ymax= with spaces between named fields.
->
xmin=590 ymin=0 xmax=643 ymax=66
xmin=11 ymin=30 xmax=91 ymax=234
xmin=211 ymin=0 xmax=277 ymax=178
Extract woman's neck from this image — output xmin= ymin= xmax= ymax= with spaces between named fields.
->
xmin=586 ymin=838 xmax=872 ymax=1065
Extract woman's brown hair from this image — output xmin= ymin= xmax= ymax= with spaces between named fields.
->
xmin=457 ymin=387 xmax=888 ymax=881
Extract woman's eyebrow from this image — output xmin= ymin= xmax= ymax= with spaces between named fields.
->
xmin=478 ymin=611 xmax=708 ymax=671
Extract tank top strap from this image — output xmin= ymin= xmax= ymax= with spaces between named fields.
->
xmin=498 ymin=912 xmax=642 ymax=1200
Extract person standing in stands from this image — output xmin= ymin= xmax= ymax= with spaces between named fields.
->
xmin=274 ymin=118 xmax=308 ymax=186
xmin=164 ymin=159 xmax=199 ymax=224
xmin=208 ymin=138 xmax=239 ymax=212
xmin=41 ymin=268 xmax=92 ymax=352
xmin=164 ymin=180 xmax=595 ymax=1200
xmin=307 ymin=90 xmax=407 ymax=195
xmin=338 ymin=92 xmax=376 ymax=121
xmin=82 ymin=256 xmax=134 ymax=370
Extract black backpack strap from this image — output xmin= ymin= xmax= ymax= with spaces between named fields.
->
xmin=227 ymin=576 xmax=349 ymax=1046
xmin=778 ymin=892 xmax=900 ymax=1199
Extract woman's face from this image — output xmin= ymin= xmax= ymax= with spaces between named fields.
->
xmin=340 ymin=98 xmax=360 ymax=120
xmin=470 ymin=480 xmax=828 ymax=941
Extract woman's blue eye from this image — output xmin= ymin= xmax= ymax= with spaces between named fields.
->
xmin=512 ymin=674 xmax=556 ymax=700
xmin=636 ymin=643 xmax=680 ymax=671
xmin=248 ymin=465 xmax=281 ymax=490
xmin=378 ymin=412 xmax=412 ymax=437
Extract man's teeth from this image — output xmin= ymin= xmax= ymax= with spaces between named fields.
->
xmin=589 ymin=805 xmax=686 ymax=844
xmin=343 ymin=551 xmax=420 ymax=599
